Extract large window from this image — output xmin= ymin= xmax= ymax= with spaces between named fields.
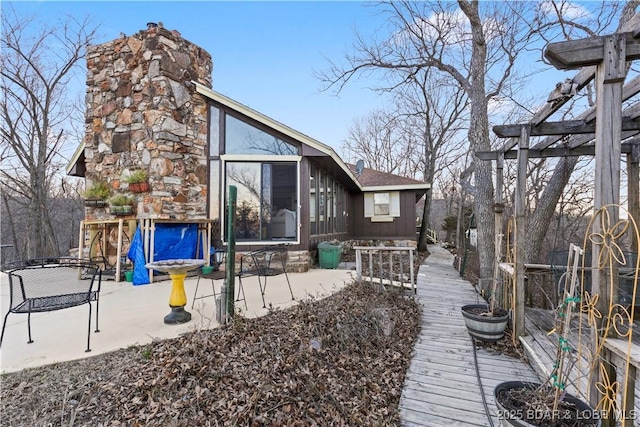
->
xmin=226 ymin=161 xmax=298 ymax=242
xmin=226 ymin=115 xmax=298 ymax=155
xmin=208 ymin=106 xmax=301 ymax=244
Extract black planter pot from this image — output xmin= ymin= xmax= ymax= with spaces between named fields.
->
xmin=84 ymin=198 xmax=108 ymax=208
xmin=494 ymin=381 xmax=601 ymax=427
xmin=461 ymin=303 xmax=509 ymax=341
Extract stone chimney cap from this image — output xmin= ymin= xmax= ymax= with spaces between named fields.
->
xmin=146 ymin=22 xmax=158 ymax=29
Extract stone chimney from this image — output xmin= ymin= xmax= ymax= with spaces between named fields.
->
xmin=83 ymin=23 xmax=213 ymax=220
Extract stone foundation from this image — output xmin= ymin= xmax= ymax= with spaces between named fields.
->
xmin=285 ymin=250 xmax=313 ymax=273
xmin=342 ymin=239 xmax=417 ymax=251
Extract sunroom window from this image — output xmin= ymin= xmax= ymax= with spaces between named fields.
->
xmin=226 ymin=115 xmax=298 ymax=155
xmin=225 ymin=161 xmax=298 ymax=242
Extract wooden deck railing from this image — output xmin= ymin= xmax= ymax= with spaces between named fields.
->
xmin=354 ymin=246 xmax=416 ymax=294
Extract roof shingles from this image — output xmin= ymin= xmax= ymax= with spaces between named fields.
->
xmin=347 ymin=164 xmax=426 ymax=187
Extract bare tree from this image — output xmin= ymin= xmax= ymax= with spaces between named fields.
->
xmin=321 ymin=1 xmax=542 ymax=278
xmin=397 ymin=71 xmax=469 ymax=250
xmin=342 ymin=110 xmax=418 ymax=177
xmin=322 ymin=0 xmax=631 ymax=278
xmin=0 ymin=8 xmax=97 ymax=258
xmin=341 ymin=70 xmax=469 ymax=251
xmin=523 ymin=0 xmax=637 ymax=264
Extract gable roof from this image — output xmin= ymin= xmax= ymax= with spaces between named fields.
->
xmin=194 ymin=83 xmax=430 ymax=194
xmin=68 ymin=81 xmax=431 ymax=196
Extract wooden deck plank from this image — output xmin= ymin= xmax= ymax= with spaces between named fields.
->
xmin=400 ymin=245 xmax=538 ymax=426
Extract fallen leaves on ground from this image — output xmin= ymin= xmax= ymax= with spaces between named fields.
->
xmin=473 ymin=328 xmax=530 ymax=363
xmin=1 ymin=280 xmax=421 ymax=426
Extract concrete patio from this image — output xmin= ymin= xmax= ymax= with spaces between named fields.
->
xmin=0 ymin=267 xmax=353 ymax=373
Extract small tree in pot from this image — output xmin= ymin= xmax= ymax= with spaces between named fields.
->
xmin=83 ymin=181 xmax=110 ymax=207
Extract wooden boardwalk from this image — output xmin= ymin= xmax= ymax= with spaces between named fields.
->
xmin=400 ymin=245 xmax=539 ymax=426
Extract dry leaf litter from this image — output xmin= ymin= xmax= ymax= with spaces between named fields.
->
xmin=1 ymin=280 xmax=420 ymax=426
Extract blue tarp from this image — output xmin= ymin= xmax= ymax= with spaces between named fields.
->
xmin=127 ymin=223 xmax=199 ymax=286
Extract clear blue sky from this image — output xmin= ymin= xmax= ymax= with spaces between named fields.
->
xmin=6 ymin=1 xmax=390 ymax=153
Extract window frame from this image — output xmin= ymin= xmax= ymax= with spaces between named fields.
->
xmin=221 ymin=155 xmax=301 ymax=246
xmin=364 ymin=191 xmax=400 ymax=222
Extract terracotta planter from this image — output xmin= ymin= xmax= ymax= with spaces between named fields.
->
xmin=461 ymin=303 xmax=509 ymax=342
xmin=128 ymin=182 xmax=149 ymax=193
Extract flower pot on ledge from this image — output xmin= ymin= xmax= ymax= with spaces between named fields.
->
xmin=108 ymin=194 xmax=134 ymax=216
xmin=125 ymin=170 xmax=149 ymax=193
xmin=110 ymin=205 xmax=133 ymax=216
xmin=84 ymin=198 xmax=108 ymax=208
xmin=128 ymin=182 xmax=150 ymax=193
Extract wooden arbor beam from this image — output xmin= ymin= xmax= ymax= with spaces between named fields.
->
xmin=499 ymin=15 xmax=640 ymax=153
xmin=514 ymin=126 xmax=529 ymax=340
xmin=476 ymin=141 xmax=639 ymax=160
xmin=499 ymin=65 xmax=596 ymax=152
xmin=628 ymin=143 xmax=640 ymax=254
xmin=531 ymin=75 xmax=640 ymax=150
xmin=493 ymin=117 xmax=640 ymax=138
xmin=545 ymin=31 xmax=640 ymax=70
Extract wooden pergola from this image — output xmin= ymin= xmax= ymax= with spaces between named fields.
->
xmin=477 ymin=14 xmax=640 ymax=422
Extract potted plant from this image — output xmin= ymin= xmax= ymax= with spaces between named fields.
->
xmin=461 ymin=278 xmax=509 ymax=341
xmin=494 ymin=246 xmax=600 ymax=426
xmin=494 ymin=380 xmax=599 ymax=427
xmin=108 ymin=194 xmax=134 ymax=216
xmin=125 ymin=170 xmax=149 ymax=193
xmin=83 ymin=181 xmax=110 ymax=207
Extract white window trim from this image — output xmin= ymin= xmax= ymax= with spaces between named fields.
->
xmin=364 ymin=191 xmax=400 ymax=222
xmin=370 ymin=216 xmax=395 ymax=223
xmin=221 ymin=154 xmax=301 ymax=162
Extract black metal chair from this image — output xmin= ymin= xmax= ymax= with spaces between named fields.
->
xmin=191 ymin=247 xmax=244 ymax=309
xmin=0 ymin=257 xmax=102 ymax=352
xmin=191 ymin=269 xmax=227 ymax=309
xmin=237 ymin=245 xmax=294 ymax=308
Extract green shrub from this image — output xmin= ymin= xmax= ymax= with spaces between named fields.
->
xmin=125 ymin=170 xmax=148 ymax=184
xmin=84 ymin=181 xmax=110 ymax=199
xmin=108 ymin=194 xmax=134 ymax=206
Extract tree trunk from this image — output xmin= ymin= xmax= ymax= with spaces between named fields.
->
xmin=462 ymin=0 xmax=496 ymax=280
xmin=417 ymin=192 xmax=432 ymax=251
xmin=526 ymin=157 xmax=578 ymax=263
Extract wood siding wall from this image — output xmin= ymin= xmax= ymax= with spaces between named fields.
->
xmin=351 ymin=191 xmax=417 ymax=240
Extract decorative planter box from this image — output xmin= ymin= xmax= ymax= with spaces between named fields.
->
xmin=110 ymin=205 xmax=133 ymax=216
xmin=461 ymin=303 xmax=509 ymax=342
xmin=84 ymin=198 xmax=108 ymax=208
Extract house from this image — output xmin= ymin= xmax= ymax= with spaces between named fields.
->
xmin=67 ymin=23 xmax=429 ymax=271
